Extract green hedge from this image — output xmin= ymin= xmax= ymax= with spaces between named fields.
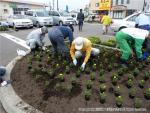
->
xmin=88 ymin=36 xmax=101 ymax=44
xmin=0 ymin=26 xmax=8 ymax=31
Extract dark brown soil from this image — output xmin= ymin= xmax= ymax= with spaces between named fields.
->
xmin=11 ymin=47 xmax=150 ymax=113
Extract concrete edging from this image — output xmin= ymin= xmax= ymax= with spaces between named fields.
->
xmin=0 ymin=55 xmax=43 ymax=113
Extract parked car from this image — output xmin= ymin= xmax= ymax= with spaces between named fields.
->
xmin=70 ymin=13 xmax=78 ymax=25
xmin=49 ymin=10 xmax=75 ymax=25
xmin=110 ymin=12 xmax=150 ymax=32
xmin=0 ymin=21 xmax=9 ymax=27
xmin=7 ymin=15 xmax=33 ymax=29
xmin=25 ymin=10 xmax=53 ymax=27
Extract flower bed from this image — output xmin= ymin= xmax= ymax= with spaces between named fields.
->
xmin=11 ymin=45 xmax=150 ymax=113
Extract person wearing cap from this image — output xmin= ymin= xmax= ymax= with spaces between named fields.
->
xmin=48 ymin=25 xmax=74 ymax=57
xmin=115 ymin=28 xmax=150 ymax=65
xmin=26 ymin=26 xmax=48 ymax=51
xmin=70 ymin=37 xmax=100 ymax=70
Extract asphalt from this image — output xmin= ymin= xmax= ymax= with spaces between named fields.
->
xmin=0 ymin=23 xmax=115 ymax=113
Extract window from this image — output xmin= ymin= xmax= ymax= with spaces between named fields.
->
xmin=95 ymin=3 xmax=99 ymax=7
xmin=25 ymin=11 xmax=33 ymax=16
xmin=121 ymin=0 xmax=124 ymax=4
xmin=116 ymin=0 xmax=118 ymax=5
xmin=53 ymin=11 xmax=59 ymax=16
xmin=127 ymin=15 xmax=137 ymax=21
xmin=127 ymin=0 xmax=130 ymax=4
xmin=4 ymin=9 xmax=8 ymax=14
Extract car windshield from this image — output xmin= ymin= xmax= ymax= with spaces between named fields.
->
xmin=36 ymin=11 xmax=49 ymax=17
xmin=12 ymin=15 xmax=26 ymax=19
xmin=59 ymin=12 xmax=70 ymax=17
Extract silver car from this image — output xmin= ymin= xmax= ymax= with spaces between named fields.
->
xmin=25 ymin=10 xmax=53 ymax=27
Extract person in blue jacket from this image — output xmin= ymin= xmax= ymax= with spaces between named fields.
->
xmin=48 ymin=25 xmax=74 ymax=57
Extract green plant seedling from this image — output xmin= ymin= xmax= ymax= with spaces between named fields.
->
xmin=67 ymin=85 xmax=73 ymax=93
xmin=83 ymin=89 xmax=92 ymax=101
xmin=144 ymin=71 xmax=150 ymax=80
xmin=139 ymin=80 xmax=145 ymax=88
xmin=129 ymin=87 xmax=137 ymax=99
xmin=85 ymin=67 xmax=91 ymax=74
xmin=99 ymin=75 xmax=105 ymax=83
xmin=112 ymin=76 xmax=118 ymax=86
xmin=65 ymin=66 xmax=70 ymax=74
xmin=71 ymin=77 xmax=77 ymax=86
xmin=134 ymin=98 xmax=142 ymax=108
xmin=107 ymin=64 xmax=113 ymax=72
xmin=90 ymin=73 xmax=96 ymax=81
xmin=58 ymin=73 xmax=65 ymax=82
xmin=128 ymin=74 xmax=134 ymax=80
xmin=144 ymin=88 xmax=150 ymax=100
xmin=126 ymin=79 xmax=134 ymax=88
xmin=27 ymin=64 xmax=32 ymax=70
xmin=117 ymin=68 xmax=124 ymax=76
xmin=133 ymin=68 xmax=140 ymax=77
xmin=115 ymin=96 xmax=123 ymax=107
xmin=99 ymin=92 xmax=106 ymax=104
xmin=45 ymin=81 xmax=50 ymax=87
xmin=114 ymin=85 xmax=121 ymax=96
xmin=86 ymin=80 xmax=93 ymax=89
xmin=99 ymin=84 xmax=106 ymax=93
xmin=99 ymin=69 xmax=104 ymax=76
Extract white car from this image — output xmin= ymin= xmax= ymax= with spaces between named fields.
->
xmin=7 ymin=15 xmax=33 ymax=28
xmin=110 ymin=12 xmax=150 ymax=32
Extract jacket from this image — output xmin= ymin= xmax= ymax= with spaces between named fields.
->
xmin=70 ymin=38 xmax=92 ymax=64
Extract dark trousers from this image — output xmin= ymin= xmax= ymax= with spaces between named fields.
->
xmin=48 ymin=28 xmax=69 ymax=56
xmin=78 ymin=21 xmax=83 ymax=31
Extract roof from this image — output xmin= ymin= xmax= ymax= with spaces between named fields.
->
xmin=1 ymin=0 xmax=48 ymax=6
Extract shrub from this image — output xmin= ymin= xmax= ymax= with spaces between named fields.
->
xmin=99 ymin=84 xmax=106 ymax=93
xmin=99 ymin=92 xmax=106 ymax=104
xmin=90 ymin=73 xmax=96 ymax=81
xmin=139 ymin=80 xmax=145 ymax=88
xmin=129 ymin=87 xmax=137 ymax=99
xmin=84 ymin=89 xmax=92 ymax=101
xmin=133 ymin=68 xmax=140 ymax=77
xmin=144 ymin=88 xmax=150 ymax=100
xmin=114 ymin=86 xmax=121 ymax=96
xmin=88 ymin=36 xmax=101 ymax=44
xmin=115 ymin=96 xmax=123 ymax=107
xmin=126 ymin=79 xmax=134 ymax=88
xmin=134 ymin=98 xmax=142 ymax=108
xmin=0 ymin=26 xmax=8 ymax=31
xmin=86 ymin=80 xmax=93 ymax=89
xmin=58 ymin=73 xmax=65 ymax=82
xmin=99 ymin=75 xmax=105 ymax=83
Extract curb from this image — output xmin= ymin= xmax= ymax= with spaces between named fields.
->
xmin=0 ymin=56 xmax=43 ymax=113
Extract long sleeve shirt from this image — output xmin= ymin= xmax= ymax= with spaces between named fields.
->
xmin=70 ymin=38 xmax=92 ymax=64
xmin=121 ymin=28 xmax=149 ymax=40
xmin=56 ymin=26 xmax=73 ymax=43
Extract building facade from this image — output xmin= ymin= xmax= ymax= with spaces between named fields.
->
xmin=0 ymin=0 xmax=47 ymax=20
xmin=89 ymin=0 xmax=150 ymax=19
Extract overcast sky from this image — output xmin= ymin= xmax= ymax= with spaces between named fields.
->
xmin=30 ymin=0 xmax=90 ymax=11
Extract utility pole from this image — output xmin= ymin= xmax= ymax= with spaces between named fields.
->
xmin=143 ymin=0 xmax=146 ymax=11
xmin=53 ymin=0 xmax=55 ymax=10
xmin=57 ymin=0 xmax=59 ymax=11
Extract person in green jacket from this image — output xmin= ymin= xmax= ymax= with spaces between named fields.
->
xmin=116 ymin=28 xmax=150 ymax=65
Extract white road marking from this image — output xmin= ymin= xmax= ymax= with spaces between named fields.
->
xmin=0 ymin=33 xmax=30 ymax=49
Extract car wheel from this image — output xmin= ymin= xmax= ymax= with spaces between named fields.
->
xmin=36 ymin=22 xmax=41 ymax=28
xmin=59 ymin=21 xmax=63 ymax=26
xmin=118 ymin=26 xmax=126 ymax=31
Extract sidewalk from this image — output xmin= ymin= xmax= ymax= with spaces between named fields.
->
xmin=0 ymin=102 xmax=6 ymax=113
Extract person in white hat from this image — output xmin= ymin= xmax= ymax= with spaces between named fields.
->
xmin=70 ymin=37 xmax=100 ymax=70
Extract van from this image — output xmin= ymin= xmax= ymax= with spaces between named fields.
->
xmin=25 ymin=10 xmax=53 ymax=27
xmin=49 ymin=10 xmax=75 ymax=25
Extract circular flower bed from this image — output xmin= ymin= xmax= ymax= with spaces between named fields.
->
xmin=11 ymin=46 xmax=150 ymax=113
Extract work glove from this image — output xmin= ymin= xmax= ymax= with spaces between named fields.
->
xmin=73 ymin=59 xmax=77 ymax=66
xmin=81 ymin=63 xmax=86 ymax=71
xmin=142 ymin=52 xmax=149 ymax=60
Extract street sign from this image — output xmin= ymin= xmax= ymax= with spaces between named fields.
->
xmin=99 ymin=0 xmax=111 ymax=10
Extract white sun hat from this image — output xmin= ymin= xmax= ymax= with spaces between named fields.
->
xmin=75 ymin=37 xmax=84 ymax=50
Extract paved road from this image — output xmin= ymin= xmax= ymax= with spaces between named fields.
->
xmin=0 ymin=23 xmax=114 ymax=113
